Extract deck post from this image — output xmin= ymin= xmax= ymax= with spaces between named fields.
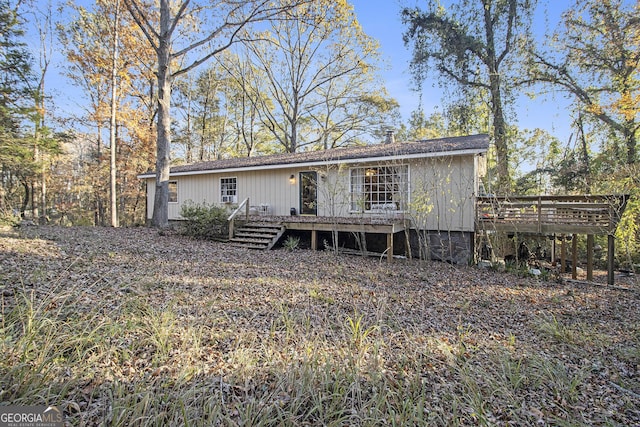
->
xmin=560 ymin=235 xmax=566 ymax=274
xmin=571 ymin=234 xmax=578 ymax=279
xmin=311 ymin=230 xmax=317 ymax=250
xmin=586 ymin=234 xmax=594 ymax=281
xmin=607 ymin=234 xmax=615 ymax=285
xmin=387 ymin=233 xmax=393 ymax=263
xmin=537 ymin=196 xmax=542 ymax=234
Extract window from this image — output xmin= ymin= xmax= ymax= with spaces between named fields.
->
xmin=220 ymin=177 xmax=237 ymax=203
xmin=350 ymin=165 xmax=408 ymax=211
xmin=168 ymin=181 xmax=178 ymax=203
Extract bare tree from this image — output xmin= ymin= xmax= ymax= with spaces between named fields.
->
xmin=109 ymin=0 xmax=121 ymax=227
xmin=236 ymin=0 xmax=393 ymax=153
xmin=123 ymin=0 xmax=309 ymax=228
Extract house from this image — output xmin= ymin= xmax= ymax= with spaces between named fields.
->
xmin=138 ymin=133 xmax=490 ymax=263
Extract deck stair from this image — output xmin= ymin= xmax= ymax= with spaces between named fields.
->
xmin=230 ymin=222 xmax=286 ymax=250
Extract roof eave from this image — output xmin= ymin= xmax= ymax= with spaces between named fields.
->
xmin=137 ymin=147 xmax=487 ymax=179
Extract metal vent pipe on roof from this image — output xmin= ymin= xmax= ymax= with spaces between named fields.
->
xmin=385 ymin=129 xmax=395 ymax=144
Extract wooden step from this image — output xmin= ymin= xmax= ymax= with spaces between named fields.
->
xmin=229 ymin=242 xmax=270 ymax=250
xmin=235 ymin=231 xmax=280 ymax=239
xmin=230 ymin=236 xmax=272 ymax=244
xmin=229 ymin=223 xmax=286 ymax=250
xmin=241 ymin=224 xmax=283 ymax=232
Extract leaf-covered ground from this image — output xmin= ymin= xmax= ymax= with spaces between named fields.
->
xmin=1 ymin=225 xmax=639 ymax=426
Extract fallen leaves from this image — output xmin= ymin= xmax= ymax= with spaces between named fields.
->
xmin=0 ymin=225 xmax=639 ymax=426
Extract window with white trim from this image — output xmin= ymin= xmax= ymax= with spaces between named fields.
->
xmin=168 ymin=181 xmax=178 ymax=203
xmin=350 ymin=165 xmax=408 ymax=211
xmin=220 ymin=177 xmax=237 ymax=203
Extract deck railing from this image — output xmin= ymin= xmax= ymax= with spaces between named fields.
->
xmin=227 ymin=197 xmax=250 ymax=240
xmin=476 ymin=195 xmax=628 ymax=235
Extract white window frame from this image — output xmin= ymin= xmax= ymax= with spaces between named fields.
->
xmin=350 ymin=165 xmax=408 ymax=212
xmin=220 ymin=177 xmax=238 ymax=204
xmin=168 ymin=181 xmax=178 ymax=203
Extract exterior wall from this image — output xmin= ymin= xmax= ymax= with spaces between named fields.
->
xmin=144 ymin=153 xmax=481 ymax=234
xmin=313 ymin=155 xmax=478 ymax=232
xmin=408 ymin=155 xmax=477 ymax=232
xmin=146 ymin=167 xmax=307 ymax=219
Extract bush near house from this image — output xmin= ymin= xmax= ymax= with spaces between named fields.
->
xmin=179 ymin=201 xmax=229 ymax=240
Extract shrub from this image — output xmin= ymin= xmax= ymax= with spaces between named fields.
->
xmin=0 ymin=209 xmax=19 ymax=227
xmin=283 ymin=235 xmax=300 ymax=251
xmin=179 ymin=201 xmax=229 ymax=240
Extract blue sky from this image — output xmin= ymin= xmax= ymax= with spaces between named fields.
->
xmin=32 ymin=0 xmax=576 ymax=152
xmin=349 ymin=0 xmax=575 ymax=147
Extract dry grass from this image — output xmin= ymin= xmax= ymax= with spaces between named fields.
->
xmin=1 ymin=225 xmax=639 ymax=426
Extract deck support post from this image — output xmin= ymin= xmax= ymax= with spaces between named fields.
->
xmin=571 ymin=234 xmax=578 ymax=279
xmin=311 ymin=230 xmax=317 ymax=250
xmin=607 ymin=234 xmax=615 ymax=285
xmin=387 ymin=233 xmax=393 ymax=263
xmin=560 ymin=235 xmax=566 ymax=274
xmin=586 ymin=234 xmax=594 ymax=281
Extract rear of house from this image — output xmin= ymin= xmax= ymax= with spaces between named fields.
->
xmin=138 ymin=134 xmax=489 ymax=262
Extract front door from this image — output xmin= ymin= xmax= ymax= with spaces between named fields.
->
xmin=300 ymin=171 xmax=317 ymax=215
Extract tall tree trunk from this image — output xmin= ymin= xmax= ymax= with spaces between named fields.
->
xmin=110 ymin=0 xmax=121 ymax=227
xmin=199 ymin=91 xmax=209 ymax=161
xmin=35 ymin=3 xmax=51 ymax=224
xmin=484 ymin=2 xmax=511 ymax=194
xmin=37 ymin=94 xmax=46 ymax=224
xmin=30 ymin=180 xmax=36 ymax=219
xmin=490 ymin=73 xmax=510 ymax=193
xmin=151 ymin=0 xmax=172 ymax=228
xmin=21 ymin=180 xmax=30 ymax=218
xmin=577 ymin=111 xmax=592 ymax=193
xmin=624 ymin=124 xmax=636 ymax=165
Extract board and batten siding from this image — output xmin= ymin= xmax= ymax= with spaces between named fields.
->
xmin=144 ymin=152 xmax=482 ymax=233
xmin=313 ymin=155 xmax=478 ymax=231
xmin=408 ymin=155 xmax=477 ymax=232
xmin=145 ymin=167 xmax=305 ymax=219
xmin=235 ymin=168 xmax=301 ymax=215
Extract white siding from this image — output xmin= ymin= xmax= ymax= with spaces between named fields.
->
xmin=408 ymin=156 xmax=476 ymax=232
xmin=143 ymin=153 xmax=480 ymax=232
xmin=145 ymin=168 xmax=303 ymax=219
xmin=235 ymin=168 xmax=300 ymax=215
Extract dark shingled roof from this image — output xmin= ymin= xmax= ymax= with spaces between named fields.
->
xmin=141 ymin=134 xmax=489 ymax=176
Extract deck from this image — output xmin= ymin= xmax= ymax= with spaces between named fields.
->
xmin=245 ymin=214 xmax=408 ymax=261
xmin=476 ymin=194 xmax=629 ymax=285
xmin=476 ymin=195 xmax=628 ymax=235
xmin=227 ymin=199 xmax=409 ymax=261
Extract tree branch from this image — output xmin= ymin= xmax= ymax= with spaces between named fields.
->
xmin=123 ymin=0 xmax=159 ymax=52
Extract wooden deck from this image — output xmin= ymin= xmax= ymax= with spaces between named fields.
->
xmin=476 ymin=194 xmax=629 ymax=285
xmin=476 ymin=195 xmax=628 ymax=235
xmin=245 ymin=215 xmax=408 ymax=262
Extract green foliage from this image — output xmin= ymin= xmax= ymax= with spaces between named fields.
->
xmin=402 ymin=0 xmax=535 ymax=192
xmin=0 ymin=0 xmax=33 ymax=130
xmin=179 ymin=201 xmax=229 ymax=240
xmin=0 ymin=209 xmax=19 ymax=226
xmin=504 ymin=259 xmax=533 ymax=278
xmin=282 ymin=235 xmax=300 ymax=251
xmin=615 ymin=185 xmax=640 ymax=266
xmin=543 ymin=0 xmax=639 ymax=165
